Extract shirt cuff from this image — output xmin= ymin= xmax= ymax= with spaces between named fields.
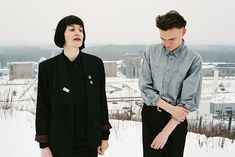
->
xmin=178 ymin=101 xmax=197 ymax=112
xmin=102 ymin=129 xmax=110 ymax=140
xmin=154 ymin=96 xmax=161 ymax=106
xmin=39 ymin=142 xmax=49 ymax=148
xmin=102 ymin=123 xmax=112 ymax=131
xmin=35 ymin=135 xmax=49 ymax=148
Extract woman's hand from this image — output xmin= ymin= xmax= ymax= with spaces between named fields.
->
xmin=97 ymin=140 xmax=109 ymax=155
xmin=41 ymin=147 xmax=53 ymax=157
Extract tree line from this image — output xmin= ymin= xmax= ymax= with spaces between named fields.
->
xmin=0 ymin=44 xmax=235 ymax=67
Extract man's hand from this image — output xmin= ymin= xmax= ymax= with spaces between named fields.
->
xmin=151 ymin=131 xmax=169 ymax=149
xmin=156 ymin=99 xmax=189 ymax=122
xmin=97 ymin=140 xmax=109 ymax=155
xmin=170 ymin=106 xmax=189 ymax=122
xmin=151 ymin=117 xmax=180 ymax=149
xmin=41 ymin=147 xmax=53 ymax=157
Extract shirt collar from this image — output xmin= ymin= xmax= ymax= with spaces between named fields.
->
xmin=161 ymin=39 xmax=185 ymax=58
xmin=63 ymin=50 xmax=82 ymax=65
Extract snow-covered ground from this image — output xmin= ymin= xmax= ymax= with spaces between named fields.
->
xmin=0 ymin=111 xmax=39 ymax=157
xmin=0 ymin=76 xmax=235 ymax=157
xmin=0 ymin=110 xmax=234 ymax=157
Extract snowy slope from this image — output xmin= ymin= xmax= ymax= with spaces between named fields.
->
xmin=0 ymin=111 xmax=234 ymax=157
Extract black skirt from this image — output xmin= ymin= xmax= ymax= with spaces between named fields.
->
xmin=53 ymin=138 xmax=97 ymax=157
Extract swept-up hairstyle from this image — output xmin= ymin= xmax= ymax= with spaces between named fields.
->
xmin=156 ymin=10 xmax=187 ymax=31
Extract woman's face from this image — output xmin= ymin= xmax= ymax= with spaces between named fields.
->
xmin=64 ymin=24 xmax=84 ymax=48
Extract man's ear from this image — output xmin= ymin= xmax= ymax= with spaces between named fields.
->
xmin=182 ymin=28 xmax=186 ymax=36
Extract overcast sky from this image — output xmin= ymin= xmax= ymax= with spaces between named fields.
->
xmin=0 ymin=0 xmax=234 ymax=46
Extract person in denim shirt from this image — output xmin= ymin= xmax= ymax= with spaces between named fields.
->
xmin=139 ymin=10 xmax=202 ymax=157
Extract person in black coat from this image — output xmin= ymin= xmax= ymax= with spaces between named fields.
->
xmin=35 ymin=15 xmax=112 ymax=157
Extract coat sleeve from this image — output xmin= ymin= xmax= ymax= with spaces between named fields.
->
xmin=99 ymin=59 xmax=112 ymax=140
xmin=35 ymin=62 xmax=51 ymax=148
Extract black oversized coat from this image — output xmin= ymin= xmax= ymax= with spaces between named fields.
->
xmin=35 ymin=52 xmax=111 ymax=156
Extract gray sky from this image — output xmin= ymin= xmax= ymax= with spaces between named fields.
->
xmin=0 ymin=0 xmax=235 ymax=46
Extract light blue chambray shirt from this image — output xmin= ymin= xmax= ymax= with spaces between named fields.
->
xmin=139 ymin=41 xmax=202 ymax=112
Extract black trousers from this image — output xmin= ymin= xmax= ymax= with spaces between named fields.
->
xmin=54 ymin=147 xmax=97 ymax=157
xmin=141 ymin=104 xmax=188 ymax=157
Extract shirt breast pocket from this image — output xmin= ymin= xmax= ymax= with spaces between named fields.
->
xmin=169 ymin=70 xmax=186 ymax=98
xmin=176 ymin=71 xmax=186 ymax=83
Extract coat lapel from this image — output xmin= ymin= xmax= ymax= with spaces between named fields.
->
xmin=81 ymin=53 xmax=96 ymax=125
xmin=55 ymin=52 xmax=97 ymax=134
xmin=56 ymin=52 xmax=74 ymax=133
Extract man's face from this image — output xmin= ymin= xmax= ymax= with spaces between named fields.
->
xmin=159 ymin=27 xmax=186 ymax=52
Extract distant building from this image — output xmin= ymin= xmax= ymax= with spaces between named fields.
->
xmin=210 ymin=83 xmax=235 ymax=116
xmin=202 ymin=64 xmax=216 ymax=77
xmin=103 ymin=61 xmax=117 ymax=77
xmin=202 ymin=62 xmax=235 ymax=77
xmin=217 ymin=63 xmax=235 ymax=77
xmin=122 ymin=53 xmax=141 ymax=78
xmin=7 ymin=62 xmax=38 ymax=80
xmin=0 ymin=69 xmax=9 ymax=77
xmin=210 ymin=98 xmax=235 ymax=116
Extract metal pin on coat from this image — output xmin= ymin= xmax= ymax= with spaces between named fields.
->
xmin=88 ymin=75 xmax=93 ymax=84
xmin=63 ymin=87 xmax=70 ymax=93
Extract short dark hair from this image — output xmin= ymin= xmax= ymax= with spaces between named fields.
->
xmin=156 ymin=10 xmax=187 ymax=31
xmin=54 ymin=15 xmax=86 ymax=49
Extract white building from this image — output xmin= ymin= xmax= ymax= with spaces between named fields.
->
xmin=202 ymin=62 xmax=235 ymax=77
xmin=210 ymin=83 xmax=235 ymax=116
xmin=0 ymin=69 xmax=9 ymax=77
xmin=7 ymin=62 xmax=38 ymax=80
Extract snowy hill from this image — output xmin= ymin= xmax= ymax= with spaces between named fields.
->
xmin=0 ymin=110 xmax=234 ymax=157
